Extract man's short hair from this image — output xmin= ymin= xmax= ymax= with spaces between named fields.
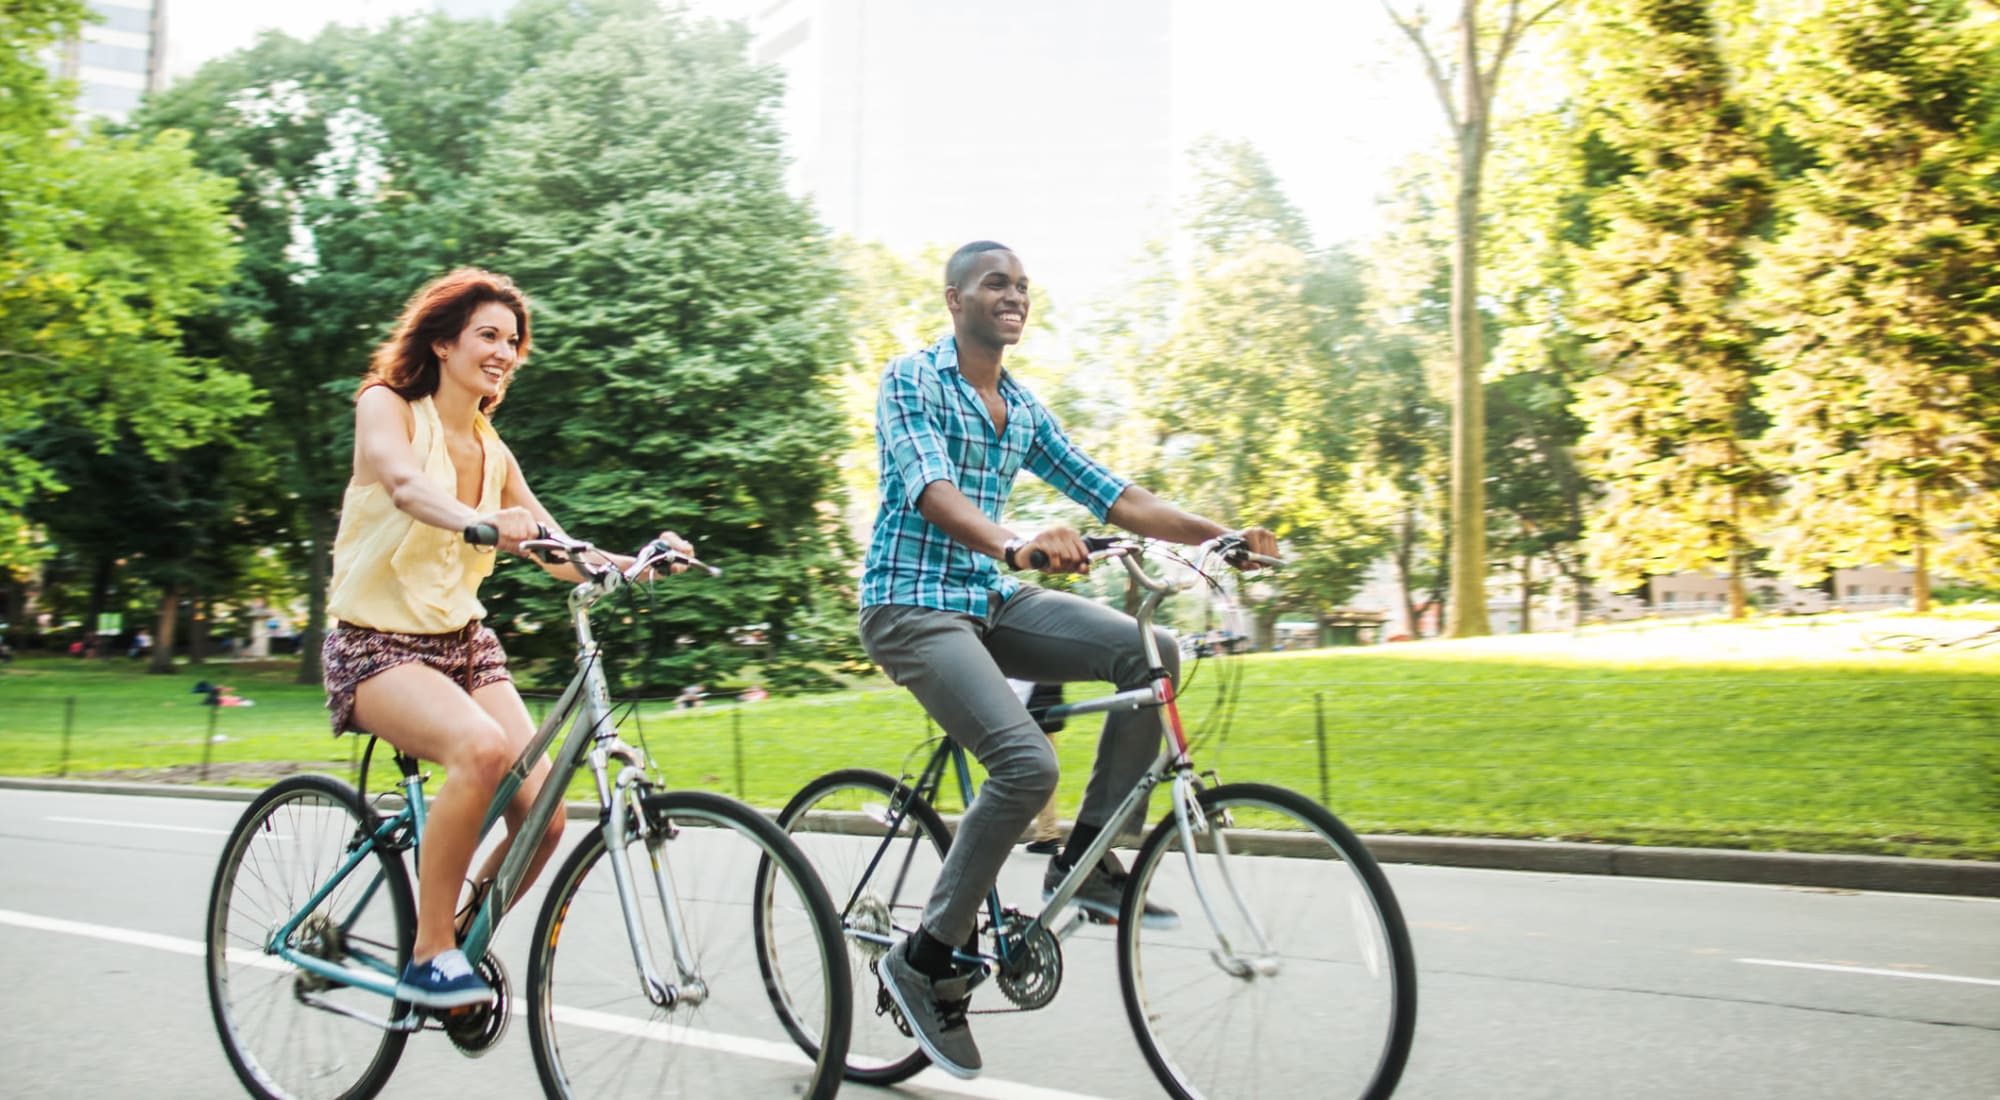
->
xmin=945 ymin=240 xmax=1013 ymax=289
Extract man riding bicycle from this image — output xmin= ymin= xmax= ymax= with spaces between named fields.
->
xmin=859 ymin=240 xmax=1276 ymax=1080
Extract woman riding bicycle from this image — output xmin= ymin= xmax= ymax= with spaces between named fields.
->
xmin=321 ymin=268 xmax=691 ymax=1010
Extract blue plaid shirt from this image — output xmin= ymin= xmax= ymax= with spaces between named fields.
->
xmin=861 ymin=334 xmax=1129 ymax=615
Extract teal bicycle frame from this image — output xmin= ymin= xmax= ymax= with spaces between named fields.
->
xmin=264 ymin=536 xmax=711 ymax=1027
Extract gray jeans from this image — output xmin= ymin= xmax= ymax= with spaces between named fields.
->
xmin=859 ymin=585 xmax=1179 ymax=944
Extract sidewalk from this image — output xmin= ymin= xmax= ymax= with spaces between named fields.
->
xmin=9 ymin=774 xmax=1994 ymax=898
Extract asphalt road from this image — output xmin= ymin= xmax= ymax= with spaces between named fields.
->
xmin=0 ymin=787 xmax=1993 ymax=1099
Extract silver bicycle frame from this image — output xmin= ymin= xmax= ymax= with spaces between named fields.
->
xmin=1015 ymin=542 xmax=1277 ymax=974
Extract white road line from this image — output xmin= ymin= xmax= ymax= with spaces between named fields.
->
xmin=0 ymin=907 xmax=1111 ymax=1100
xmin=47 ymin=815 xmax=231 ymax=836
xmin=1739 ymin=957 xmax=2000 ymax=987
xmin=0 ymin=907 xmax=208 ymax=958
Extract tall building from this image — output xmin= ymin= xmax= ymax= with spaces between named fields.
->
xmin=739 ymin=0 xmax=1176 ymax=310
xmin=55 ymin=0 xmax=166 ymax=122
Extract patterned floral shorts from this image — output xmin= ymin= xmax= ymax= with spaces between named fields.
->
xmin=321 ymin=622 xmax=512 ymax=736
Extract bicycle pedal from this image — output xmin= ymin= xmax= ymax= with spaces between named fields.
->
xmin=875 ymin=985 xmax=913 ymax=1037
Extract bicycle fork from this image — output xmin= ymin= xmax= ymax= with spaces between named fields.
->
xmin=1168 ymin=770 xmax=1281 ymax=980
xmin=598 ymin=749 xmax=708 ymax=1010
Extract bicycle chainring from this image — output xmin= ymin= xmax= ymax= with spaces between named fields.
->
xmin=442 ymin=952 xmax=511 ymax=1057
xmin=992 ymin=914 xmax=1062 ymax=1011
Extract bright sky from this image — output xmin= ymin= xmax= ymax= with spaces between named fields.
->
xmin=162 ymin=0 xmax=1443 ymax=249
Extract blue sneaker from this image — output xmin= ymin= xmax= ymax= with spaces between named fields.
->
xmin=396 ymin=948 xmax=495 ymax=1010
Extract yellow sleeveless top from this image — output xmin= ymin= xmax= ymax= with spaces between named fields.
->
xmin=326 ymin=394 xmax=508 ymax=634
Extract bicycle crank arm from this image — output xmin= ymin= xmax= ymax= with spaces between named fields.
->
xmin=296 ymin=991 xmax=426 ymax=1033
xmin=1049 ymin=910 xmax=1089 ymax=943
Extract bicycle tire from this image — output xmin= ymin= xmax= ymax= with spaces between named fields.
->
xmin=1118 ymin=781 xmax=1417 ymax=1100
xmin=526 ymin=788 xmax=851 ymax=1100
xmin=766 ymin=767 xmax=953 ymax=1086
xmin=205 ymin=773 xmax=416 ymax=1100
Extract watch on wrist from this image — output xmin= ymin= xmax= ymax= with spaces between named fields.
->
xmin=1002 ymin=537 xmax=1027 ymax=570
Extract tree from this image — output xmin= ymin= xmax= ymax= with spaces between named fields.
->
xmin=1380 ymin=0 xmax=1569 ymax=636
xmin=1142 ymin=142 xmax=1386 ymax=639
xmin=1749 ymin=0 xmax=2000 ymax=606
xmin=477 ymin=9 xmax=854 ymax=692
xmin=135 ymin=2 xmax=640 ymax=682
xmin=1 ymin=1 xmax=248 ymax=580
xmin=1566 ymin=0 xmax=1777 ymax=618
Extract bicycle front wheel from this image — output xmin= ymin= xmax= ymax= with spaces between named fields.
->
xmin=527 ymin=789 xmax=850 ymax=1100
xmin=205 ymin=774 xmax=415 ymax=1100
xmin=766 ymin=768 xmax=953 ymax=1085
xmin=1119 ymin=781 xmax=1417 ymax=1100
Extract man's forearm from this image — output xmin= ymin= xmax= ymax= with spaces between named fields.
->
xmin=915 ymin=480 xmax=1015 ymax=560
xmin=1106 ymin=485 xmax=1230 ymax=545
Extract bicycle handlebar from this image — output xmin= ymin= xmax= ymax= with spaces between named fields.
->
xmin=1021 ymin=533 xmax=1283 ymax=575
xmin=1023 ymin=535 xmax=1121 ymax=571
xmin=463 ymin=524 xmax=719 ymax=580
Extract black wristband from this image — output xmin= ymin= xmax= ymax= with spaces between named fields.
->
xmin=1003 ymin=538 xmax=1024 ymax=571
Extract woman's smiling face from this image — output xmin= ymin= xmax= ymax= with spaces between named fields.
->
xmin=435 ymin=301 xmax=521 ymax=401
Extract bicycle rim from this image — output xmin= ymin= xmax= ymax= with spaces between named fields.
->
xmin=206 ymin=775 xmax=414 ymax=1100
xmin=771 ymin=768 xmax=951 ymax=1085
xmin=528 ymin=789 xmax=849 ymax=1100
xmin=1119 ymin=782 xmax=1417 ymax=1100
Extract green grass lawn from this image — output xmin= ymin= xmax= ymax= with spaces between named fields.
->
xmin=3 ymin=611 xmax=1995 ymax=859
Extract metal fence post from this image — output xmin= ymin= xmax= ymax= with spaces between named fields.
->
xmin=201 ymin=703 xmax=219 ymax=782
xmin=732 ymin=706 xmax=745 ymax=799
xmin=59 ymin=697 xmax=76 ymax=777
xmin=1315 ymin=692 xmax=1330 ymax=807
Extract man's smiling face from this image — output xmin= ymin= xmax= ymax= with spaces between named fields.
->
xmin=947 ymin=249 xmax=1031 ymax=351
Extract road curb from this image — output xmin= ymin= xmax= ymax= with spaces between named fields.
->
xmin=5 ymin=775 xmax=1993 ymax=899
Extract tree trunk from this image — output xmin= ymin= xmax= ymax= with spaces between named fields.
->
xmin=1727 ymin=490 xmax=1747 ymax=619
xmin=1446 ymin=10 xmax=1491 ymax=638
xmin=183 ymin=589 xmax=202 ymax=663
xmin=150 ymin=582 xmax=179 ymax=675
xmin=1392 ymin=506 xmax=1421 ymax=637
xmin=1912 ymin=486 xmax=1931 ymax=613
xmin=84 ymin=555 xmax=114 ymax=659
xmin=296 ymin=509 xmax=334 ymax=685
xmin=1251 ymin=607 xmax=1277 ymax=652
xmin=1519 ymin=553 xmax=1533 ymax=634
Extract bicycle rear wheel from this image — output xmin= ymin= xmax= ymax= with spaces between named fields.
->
xmin=527 ymin=788 xmax=850 ymax=1100
xmin=766 ymin=768 xmax=952 ymax=1086
xmin=1118 ymin=781 xmax=1416 ymax=1100
xmin=205 ymin=774 xmax=415 ymax=1100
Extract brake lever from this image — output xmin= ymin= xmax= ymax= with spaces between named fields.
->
xmin=627 ymin=542 xmax=722 ymax=581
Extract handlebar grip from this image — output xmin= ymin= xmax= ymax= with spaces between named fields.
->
xmin=464 ymin=524 xmax=498 ymax=546
xmin=1026 ymin=536 xmax=1120 ymax=571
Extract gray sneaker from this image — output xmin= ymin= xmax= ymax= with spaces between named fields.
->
xmin=878 ymin=936 xmax=982 ymax=1079
xmin=1043 ymin=853 xmax=1180 ymax=930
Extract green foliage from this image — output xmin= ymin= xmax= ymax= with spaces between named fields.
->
xmin=0 ymin=0 xmax=88 ymax=135
xmin=477 ymin=10 xmax=853 ymax=692
xmin=131 ymin=2 xmax=854 ymax=688
xmin=0 ymin=2 xmax=249 ymax=576
xmin=1749 ymin=0 xmax=2000 ymax=593
xmin=1566 ymin=0 xmax=1777 ymax=604
xmin=1135 ymin=142 xmax=1390 ymax=624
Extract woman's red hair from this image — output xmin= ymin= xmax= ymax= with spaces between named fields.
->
xmin=357 ymin=268 xmax=532 ymax=413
